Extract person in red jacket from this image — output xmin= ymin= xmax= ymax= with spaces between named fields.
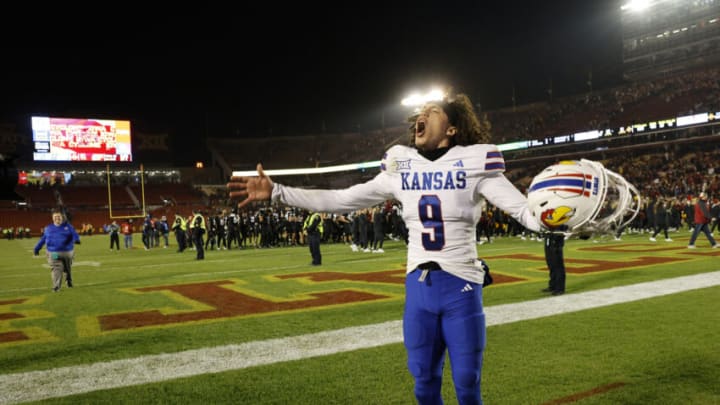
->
xmin=687 ymin=192 xmax=719 ymax=248
xmin=121 ymin=219 xmax=133 ymax=249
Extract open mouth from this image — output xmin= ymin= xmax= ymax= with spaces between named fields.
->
xmin=415 ymin=120 xmax=426 ymax=137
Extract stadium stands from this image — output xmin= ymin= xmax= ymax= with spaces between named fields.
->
xmin=14 ymin=185 xmax=57 ymax=208
xmin=4 ymin=62 xmax=720 ymax=239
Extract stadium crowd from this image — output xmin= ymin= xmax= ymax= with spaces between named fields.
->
xmin=487 ymin=65 xmax=720 ymax=144
xmin=3 ymin=65 xmax=720 ymax=247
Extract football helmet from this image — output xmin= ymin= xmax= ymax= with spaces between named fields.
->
xmin=527 ymin=159 xmax=641 ymax=235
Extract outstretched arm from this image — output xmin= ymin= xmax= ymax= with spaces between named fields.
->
xmin=477 ymin=173 xmax=544 ymax=233
xmin=229 ymin=163 xmax=393 ymax=213
xmin=227 ymin=163 xmax=274 ymax=210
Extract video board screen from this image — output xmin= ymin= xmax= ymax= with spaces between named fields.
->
xmin=31 ymin=116 xmax=132 ymax=162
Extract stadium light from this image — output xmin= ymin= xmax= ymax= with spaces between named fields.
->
xmin=621 ymin=0 xmax=651 ymax=12
xmin=401 ymin=88 xmax=447 ymax=108
xmin=232 ymin=160 xmax=381 ymax=177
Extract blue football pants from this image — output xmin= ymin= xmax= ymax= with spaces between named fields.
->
xmin=404 ymin=269 xmax=486 ymax=405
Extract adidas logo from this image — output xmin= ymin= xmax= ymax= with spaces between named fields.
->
xmin=453 ymin=160 xmax=464 ymax=168
xmin=461 ymin=283 xmax=473 ymax=293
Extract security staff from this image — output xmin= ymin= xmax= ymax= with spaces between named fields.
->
xmin=303 ymin=211 xmax=323 ymax=266
xmin=172 ymin=214 xmax=188 ymax=252
xmin=108 ymin=220 xmax=120 ymax=251
xmin=189 ymin=210 xmax=206 ymax=260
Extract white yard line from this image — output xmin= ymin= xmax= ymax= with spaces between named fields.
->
xmin=2 ymin=271 xmax=719 ymax=404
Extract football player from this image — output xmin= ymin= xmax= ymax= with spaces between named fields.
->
xmin=228 ymin=92 xmax=542 ymax=404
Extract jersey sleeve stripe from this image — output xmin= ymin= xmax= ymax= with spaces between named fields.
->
xmin=484 ymin=162 xmax=505 ymax=171
xmin=484 ymin=149 xmax=505 ymax=171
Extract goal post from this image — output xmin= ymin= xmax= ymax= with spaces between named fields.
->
xmin=106 ymin=163 xmax=147 ymax=219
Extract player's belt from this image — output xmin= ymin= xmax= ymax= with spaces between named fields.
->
xmin=417 ymin=261 xmax=441 ymax=283
xmin=417 ymin=261 xmax=442 ymax=271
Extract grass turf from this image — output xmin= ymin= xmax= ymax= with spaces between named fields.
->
xmin=1 ymin=230 xmax=719 ymax=404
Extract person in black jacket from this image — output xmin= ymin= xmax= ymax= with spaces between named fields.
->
xmin=709 ymin=197 xmax=720 ymax=235
xmin=108 ymin=220 xmax=120 ymax=251
xmin=371 ymin=206 xmax=386 ymax=253
xmin=649 ymin=197 xmax=672 ymax=242
xmin=172 ymin=215 xmax=187 ymax=252
xmin=190 ymin=210 xmax=206 ymax=260
xmin=542 ymin=232 xmax=566 ymax=296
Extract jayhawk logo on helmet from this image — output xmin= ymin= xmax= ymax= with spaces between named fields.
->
xmin=540 ymin=206 xmax=575 ymax=228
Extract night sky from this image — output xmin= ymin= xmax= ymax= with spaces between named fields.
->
xmin=2 ymin=2 xmax=624 ymax=164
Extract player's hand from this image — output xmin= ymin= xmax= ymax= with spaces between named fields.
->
xmin=476 ymin=259 xmax=493 ymax=288
xmin=227 ymin=163 xmax=274 ymax=210
xmin=75 ymin=240 xmax=81 ymax=244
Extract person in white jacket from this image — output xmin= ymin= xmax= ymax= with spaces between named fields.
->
xmin=228 ymin=92 xmax=542 ymax=405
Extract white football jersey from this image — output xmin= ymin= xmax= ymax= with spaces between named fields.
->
xmin=272 ymin=144 xmax=541 ymax=283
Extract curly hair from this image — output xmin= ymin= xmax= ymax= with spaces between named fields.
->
xmin=407 ymin=93 xmax=491 ymax=147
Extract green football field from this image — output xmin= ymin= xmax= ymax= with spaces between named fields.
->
xmin=1 ymin=230 xmax=719 ymax=404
